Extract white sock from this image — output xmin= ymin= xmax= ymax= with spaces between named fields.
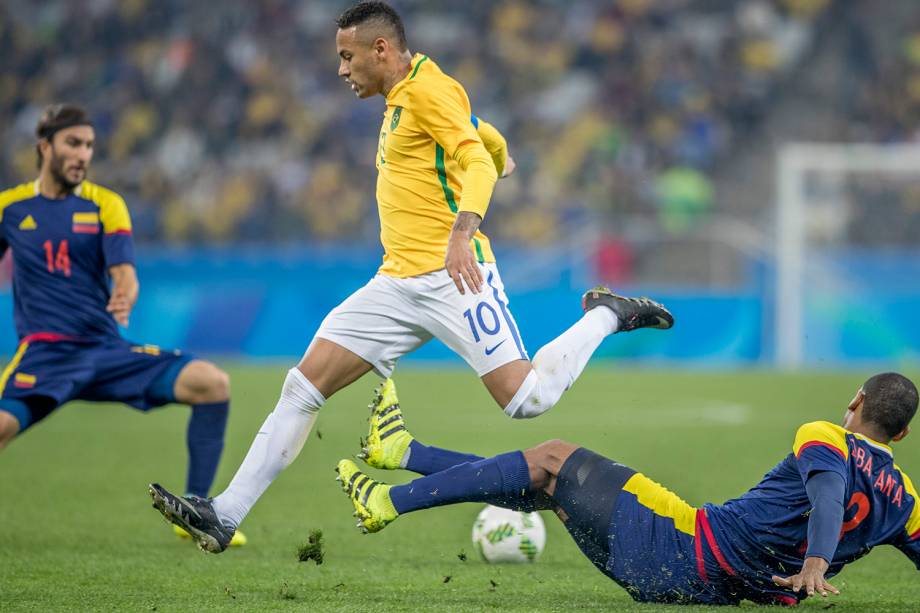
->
xmin=212 ymin=368 xmax=324 ymax=529
xmin=504 ymin=307 xmax=618 ymax=418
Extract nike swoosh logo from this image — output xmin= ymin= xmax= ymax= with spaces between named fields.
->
xmin=484 ymin=340 xmax=507 ymax=356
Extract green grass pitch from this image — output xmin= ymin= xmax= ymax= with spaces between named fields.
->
xmin=1 ymin=366 xmax=918 ymax=612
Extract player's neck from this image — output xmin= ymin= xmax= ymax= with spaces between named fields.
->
xmin=851 ymin=423 xmax=890 ymax=445
xmin=381 ymin=51 xmax=413 ymax=97
xmin=37 ymin=172 xmax=75 ymax=200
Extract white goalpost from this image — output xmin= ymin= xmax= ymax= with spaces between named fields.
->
xmin=775 ymin=143 xmax=920 ymax=367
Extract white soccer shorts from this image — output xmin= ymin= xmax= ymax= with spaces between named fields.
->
xmin=314 ymin=263 xmax=529 ymax=377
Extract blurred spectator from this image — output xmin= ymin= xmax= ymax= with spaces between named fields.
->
xmin=0 ymin=0 xmax=835 ymax=245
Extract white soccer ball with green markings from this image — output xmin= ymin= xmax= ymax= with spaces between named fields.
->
xmin=472 ymin=504 xmax=545 ymax=563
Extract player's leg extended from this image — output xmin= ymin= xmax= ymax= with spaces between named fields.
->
xmin=151 ymin=276 xmax=430 ymax=551
xmin=485 ymin=287 xmax=674 ymax=417
xmin=338 ymin=438 xmax=582 ymax=532
xmin=150 ymin=343 xmax=367 ymax=553
xmin=206 ymin=340 xmax=371 ymax=531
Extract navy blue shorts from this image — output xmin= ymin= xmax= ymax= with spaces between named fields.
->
xmin=0 ymin=335 xmax=194 ymax=431
xmin=554 ymin=448 xmax=732 ymax=605
xmin=553 ymin=447 xmax=636 ymax=572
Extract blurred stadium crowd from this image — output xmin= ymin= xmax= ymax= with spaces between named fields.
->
xmin=1 ymin=0 xmax=918 ymax=248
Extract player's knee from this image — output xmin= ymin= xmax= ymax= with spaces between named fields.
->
xmin=0 ymin=411 xmax=21 ymax=449
xmin=200 ymin=364 xmax=230 ymax=402
xmin=179 ymin=360 xmax=230 ymax=404
xmin=210 ymin=367 xmax=231 ymax=401
xmin=504 ymin=370 xmax=554 ymax=419
xmin=526 ymin=439 xmax=578 ymax=471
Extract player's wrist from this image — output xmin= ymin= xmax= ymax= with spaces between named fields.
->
xmin=802 ymin=556 xmax=830 ymax=573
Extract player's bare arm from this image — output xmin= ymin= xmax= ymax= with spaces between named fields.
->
xmin=445 ymin=211 xmax=483 ymax=295
xmin=107 ymin=263 xmax=138 ymax=326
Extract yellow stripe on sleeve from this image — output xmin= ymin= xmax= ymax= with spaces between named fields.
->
xmin=793 ymin=421 xmax=849 ymax=459
xmin=0 ymin=182 xmax=38 ymax=223
xmin=0 ymin=340 xmax=29 ymax=397
xmin=622 ymin=472 xmax=697 ymax=536
xmin=79 ymin=181 xmax=132 ymax=233
xmin=897 ymin=468 xmax=920 ymax=539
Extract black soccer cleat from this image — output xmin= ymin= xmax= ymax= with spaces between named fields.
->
xmin=582 ymin=286 xmax=674 ymax=332
xmin=148 ymin=483 xmax=234 ymax=554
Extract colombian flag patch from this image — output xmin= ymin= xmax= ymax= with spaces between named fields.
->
xmin=13 ymin=373 xmax=36 ymax=388
xmin=72 ymin=211 xmax=100 ymax=234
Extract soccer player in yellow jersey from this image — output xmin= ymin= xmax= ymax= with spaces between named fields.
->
xmin=149 ymin=1 xmax=673 ymax=553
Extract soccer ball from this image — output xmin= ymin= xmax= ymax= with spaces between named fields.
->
xmin=471 ymin=504 xmax=546 ymax=563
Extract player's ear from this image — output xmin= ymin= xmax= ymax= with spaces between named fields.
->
xmin=373 ymin=36 xmax=388 ymax=58
xmin=892 ymin=425 xmax=910 ymax=443
xmin=847 ymin=388 xmax=864 ymax=413
xmin=36 ymin=138 xmax=51 ymax=170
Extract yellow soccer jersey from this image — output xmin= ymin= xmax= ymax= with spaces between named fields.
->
xmin=376 ymin=53 xmax=496 ymax=278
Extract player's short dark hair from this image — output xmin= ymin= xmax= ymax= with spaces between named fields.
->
xmin=861 ymin=372 xmax=918 ymax=438
xmin=336 ymin=1 xmax=408 ymax=51
xmin=35 ymin=103 xmax=93 ymax=168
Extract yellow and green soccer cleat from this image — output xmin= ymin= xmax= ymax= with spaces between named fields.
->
xmin=335 ymin=459 xmax=398 ymax=533
xmin=358 ymin=378 xmax=414 ymax=470
xmin=173 ymin=524 xmax=248 ymax=547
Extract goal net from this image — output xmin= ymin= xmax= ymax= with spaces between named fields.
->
xmin=775 ymin=143 xmax=920 ymax=367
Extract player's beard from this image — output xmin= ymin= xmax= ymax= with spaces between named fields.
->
xmin=48 ymin=150 xmax=85 ymax=191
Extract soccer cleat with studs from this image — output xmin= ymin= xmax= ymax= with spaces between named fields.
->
xmin=148 ymin=483 xmax=235 ymax=553
xmin=582 ymin=286 xmax=674 ymax=332
xmin=173 ymin=524 xmax=248 ymax=547
xmin=358 ymin=378 xmax=414 ymax=470
xmin=335 ymin=459 xmax=398 ymax=533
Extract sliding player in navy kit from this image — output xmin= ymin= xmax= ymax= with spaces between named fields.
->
xmin=0 ymin=104 xmax=244 ymax=545
xmin=337 ymin=373 xmax=919 ymax=604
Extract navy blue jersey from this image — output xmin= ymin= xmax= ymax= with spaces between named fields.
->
xmin=593 ymin=422 xmax=920 ymax=605
xmin=704 ymin=421 xmax=920 ymax=591
xmin=0 ymin=180 xmax=134 ymax=340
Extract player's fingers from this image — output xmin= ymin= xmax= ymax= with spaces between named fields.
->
xmin=806 ymin=576 xmax=818 ymax=597
xmin=449 ymin=268 xmax=465 ymax=295
xmin=771 ymin=575 xmax=790 ymax=587
xmin=824 ymin=580 xmax=840 ymax=595
xmin=472 ymin=261 xmax=484 ymax=289
xmin=466 ymin=265 xmax=482 ymax=294
xmin=461 ymin=266 xmax=478 ymax=295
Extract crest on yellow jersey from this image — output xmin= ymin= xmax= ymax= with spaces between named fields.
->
xmin=390 ymin=106 xmax=403 ymax=131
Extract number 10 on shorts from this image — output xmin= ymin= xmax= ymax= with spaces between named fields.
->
xmin=463 ymin=302 xmax=501 ymax=342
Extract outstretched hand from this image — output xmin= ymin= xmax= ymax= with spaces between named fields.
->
xmin=772 ymin=557 xmax=839 ymax=599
